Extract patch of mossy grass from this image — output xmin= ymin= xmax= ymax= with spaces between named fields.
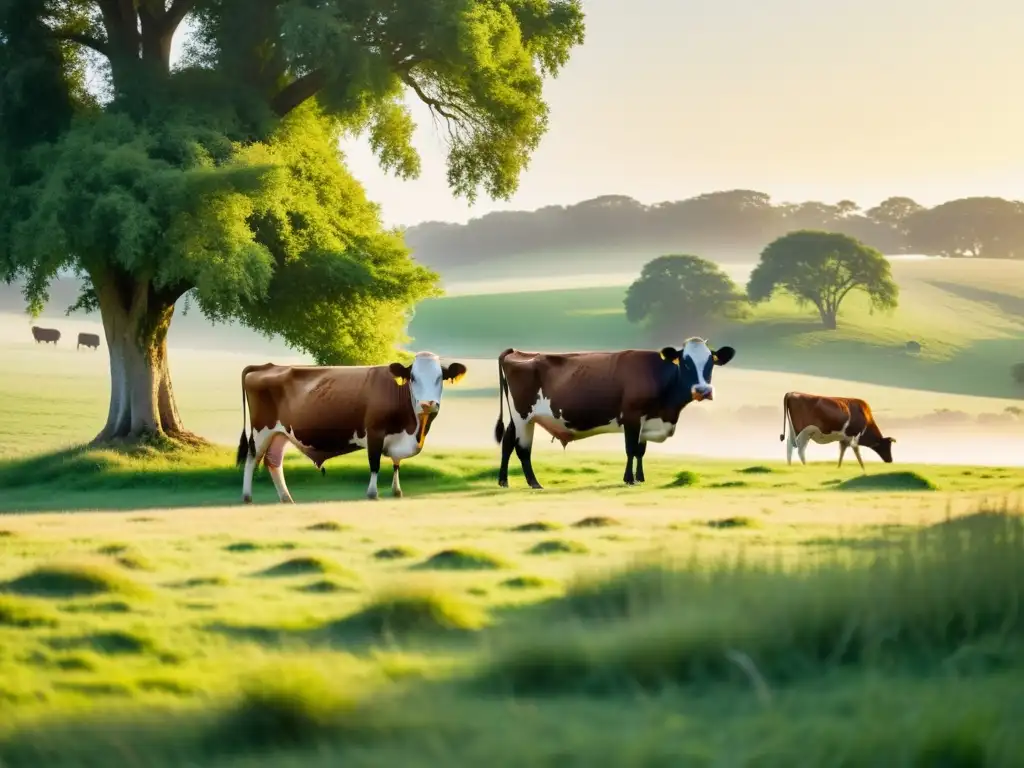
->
xmin=838 ymin=471 xmax=937 ymax=492
xmin=500 ymin=575 xmax=558 ymax=590
xmin=306 ymin=521 xmax=349 ymax=532
xmin=510 ymin=521 xmax=564 ymax=533
xmin=707 ymin=516 xmax=761 ymax=529
xmin=527 ymin=539 xmax=589 ymax=555
xmin=373 ymin=546 xmax=418 ymax=560
xmin=477 ymin=509 xmax=1024 ymax=696
xmin=0 ymin=596 xmax=58 ymax=628
xmin=737 ymin=465 xmax=773 ymax=474
xmin=3 ymin=562 xmax=147 ymax=599
xmin=294 ymin=579 xmax=359 ymax=594
xmin=325 ymin=587 xmax=488 ymax=641
xmin=413 ymin=548 xmax=509 ymax=571
xmin=572 ymin=516 xmax=619 ymax=528
xmin=255 ymin=556 xmax=358 ymax=582
xmin=668 ymin=470 xmax=699 ymax=487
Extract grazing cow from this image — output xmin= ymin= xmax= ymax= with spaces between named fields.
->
xmin=236 ymin=352 xmax=467 ymax=503
xmin=780 ymin=391 xmax=895 ymax=470
xmin=77 ymin=332 xmax=101 ymax=351
xmin=30 ymin=326 xmax=60 ymax=345
xmin=494 ymin=338 xmax=736 ymax=488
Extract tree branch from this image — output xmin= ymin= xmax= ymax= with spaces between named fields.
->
xmin=270 ymin=69 xmax=328 ymax=117
xmin=51 ymin=30 xmax=109 ymax=57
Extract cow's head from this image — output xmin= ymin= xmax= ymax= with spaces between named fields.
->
xmin=868 ymin=435 xmax=896 ymax=463
xmin=660 ymin=337 xmax=735 ymax=402
xmin=390 ymin=351 xmax=466 ymax=426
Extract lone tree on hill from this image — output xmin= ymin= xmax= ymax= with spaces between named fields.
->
xmin=746 ymin=230 xmax=898 ymax=330
xmin=0 ymin=0 xmax=585 ymax=446
xmin=624 ymin=254 xmax=747 ymax=338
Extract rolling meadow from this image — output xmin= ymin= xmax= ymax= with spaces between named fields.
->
xmin=0 ymin=255 xmax=1022 ymax=765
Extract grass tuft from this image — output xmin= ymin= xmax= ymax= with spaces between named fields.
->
xmin=527 ymin=539 xmax=589 ymax=556
xmin=838 ymin=471 xmax=937 ymax=492
xmin=572 ymin=516 xmax=620 ymax=528
xmin=668 ymin=471 xmax=700 ymax=487
xmin=294 ymin=579 xmax=359 ymax=594
xmin=305 ymin=521 xmax=349 ymax=532
xmin=373 ymin=546 xmax=418 ymax=560
xmin=707 ymin=516 xmax=761 ymax=529
xmin=414 ymin=548 xmax=509 ymax=571
xmin=256 ymin=556 xmax=357 ymax=580
xmin=325 ymin=588 xmax=488 ymax=639
xmin=737 ymin=465 xmax=774 ymax=474
xmin=510 ymin=521 xmax=564 ymax=533
xmin=0 ymin=596 xmax=58 ymax=628
xmin=500 ymin=575 xmax=558 ymax=590
xmin=3 ymin=562 xmax=145 ymax=599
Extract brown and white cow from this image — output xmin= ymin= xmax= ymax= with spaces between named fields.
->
xmin=236 ymin=352 xmax=467 ymax=502
xmin=494 ymin=338 xmax=736 ymax=488
xmin=780 ymin=391 xmax=895 ymax=470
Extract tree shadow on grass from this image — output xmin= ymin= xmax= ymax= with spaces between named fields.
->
xmin=0 ymin=446 xmax=472 ymax=514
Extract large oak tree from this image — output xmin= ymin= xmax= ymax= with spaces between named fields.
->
xmin=0 ymin=0 xmax=584 ymax=444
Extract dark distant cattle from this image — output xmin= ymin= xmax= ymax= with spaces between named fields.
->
xmin=780 ymin=391 xmax=895 ymax=470
xmin=30 ymin=326 xmax=60 ymax=345
xmin=494 ymin=338 xmax=736 ymax=488
xmin=77 ymin=332 xmax=101 ymax=351
xmin=236 ymin=352 xmax=467 ymax=503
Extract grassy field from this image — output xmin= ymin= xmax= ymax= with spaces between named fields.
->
xmin=409 ymin=258 xmax=1024 ymax=400
xmin=1 ymin=259 xmax=1024 ymax=764
xmin=0 ymin=442 xmax=1023 ymax=765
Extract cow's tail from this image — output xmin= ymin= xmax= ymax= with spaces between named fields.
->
xmin=779 ymin=392 xmax=790 ymax=442
xmin=494 ymin=348 xmax=514 ymax=444
xmin=236 ymin=367 xmax=256 ymax=467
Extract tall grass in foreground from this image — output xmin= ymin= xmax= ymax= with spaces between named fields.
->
xmin=1 ymin=508 xmax=1023 ymax=766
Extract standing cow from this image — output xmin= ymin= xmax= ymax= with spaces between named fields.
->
xmin=77 ymin=332 xmax=101 ymax=351
xmin=780 ymin=391 xmax=895 ymax=470
xmin=236 ymin=352 xmax=467 ymax=503
xmin=30 ymin=326 xmax=60 ymax=345
xmin=494 ymin=338 xmax=736 ymax=488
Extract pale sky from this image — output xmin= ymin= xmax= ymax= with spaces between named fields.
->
xmin=173 ymin=0 xmax=1024 ymax=227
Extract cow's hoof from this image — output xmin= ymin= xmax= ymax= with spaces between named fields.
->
xmin=529 ymin=483 xmax=544 ymax=490
xmin=242 ymin=494 xmax=252 ymax=504
xmin=366 ymin=492 xmax=379 ymax=501
xmin=280 ymin=496 xmax=295 ymax=504
xmin=392 ymin=489 xmax=403 ymax=498
xmin=498 ymin=479 xmax=508 ymax=488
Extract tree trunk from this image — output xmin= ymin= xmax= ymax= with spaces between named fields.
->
xmin=818 ymin=306 xmax=838 ymax=330
xmin=90 ymin=272 xmax=205 ymax=448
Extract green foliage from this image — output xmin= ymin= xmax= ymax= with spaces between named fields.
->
xmin=0 ymin=0 xmax=587 ymax=429
xmin=623 ymin=254 xmax=747 ymax=335
xmin=747 ymin=230 xmax=899 ymax=330
xmin=906 ymin=197 xmax=1024 ymax=259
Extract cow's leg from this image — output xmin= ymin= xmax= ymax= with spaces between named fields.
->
xmin=622 ymin=420 xmax=641 ymax=485
xmin=242 ymin=427 xmax=273 ymax=503
xmin=366 ymin=432 xmax=384 ymax=500
xmin=795 ymin=428 xmax=813 ymax=465
xmin=852 ymin=444 xmax=866 ymax=473
xmin=635 ymin=440 xmax=648 ymax=483
xmin=785 ymin=427 xmax=795 ymax=465
xmin=391 ymin=461 xmax=403 ymax=498
xmin=513 ymin=421 xmax=542 ymax=489
xmin=264 ymin=434 xmax=294 ymax=503
xmin=498 ymin=424 xmax=516 ymax=487
xmin=837 ymin=441 xmax=847 ymax=468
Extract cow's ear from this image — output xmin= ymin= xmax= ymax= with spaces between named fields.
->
xmin=712 ymin=346 xmax=735 ymax=366
xmin=443 ymin=362 xmax=467 ymax=384
xmin=659 ymin=346 xmax=680 ymax=363
xmin=389 ymin=362 xmax=411 ymax=385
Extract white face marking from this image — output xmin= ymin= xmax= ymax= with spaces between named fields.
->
xmin=408 ymin=353 xmax=446 ymax=414
xmin=681 ymin=339 xmax=715 ymax=398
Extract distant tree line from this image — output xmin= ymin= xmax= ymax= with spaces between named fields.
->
xmin=404 ymin=191 xmax=1024 ymax=270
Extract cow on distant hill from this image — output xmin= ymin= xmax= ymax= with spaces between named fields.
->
xmin=494 ymin=338 xmax=736 ymax=488
xmin=780 ymin=391 xmax=895 ymax=470
xmin=237 ymin=352 xmax=467 ymax=503
xmin=31 ymin=326 xmax=60 ymax=345
xmin=77 ymin=332 xmax=101 ymax=351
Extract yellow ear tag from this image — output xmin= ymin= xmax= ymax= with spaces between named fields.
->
xmin=394 ymin=376 xmax=406 ymax=386
xmin=448 ymin=371 xmax=466 ymax=384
